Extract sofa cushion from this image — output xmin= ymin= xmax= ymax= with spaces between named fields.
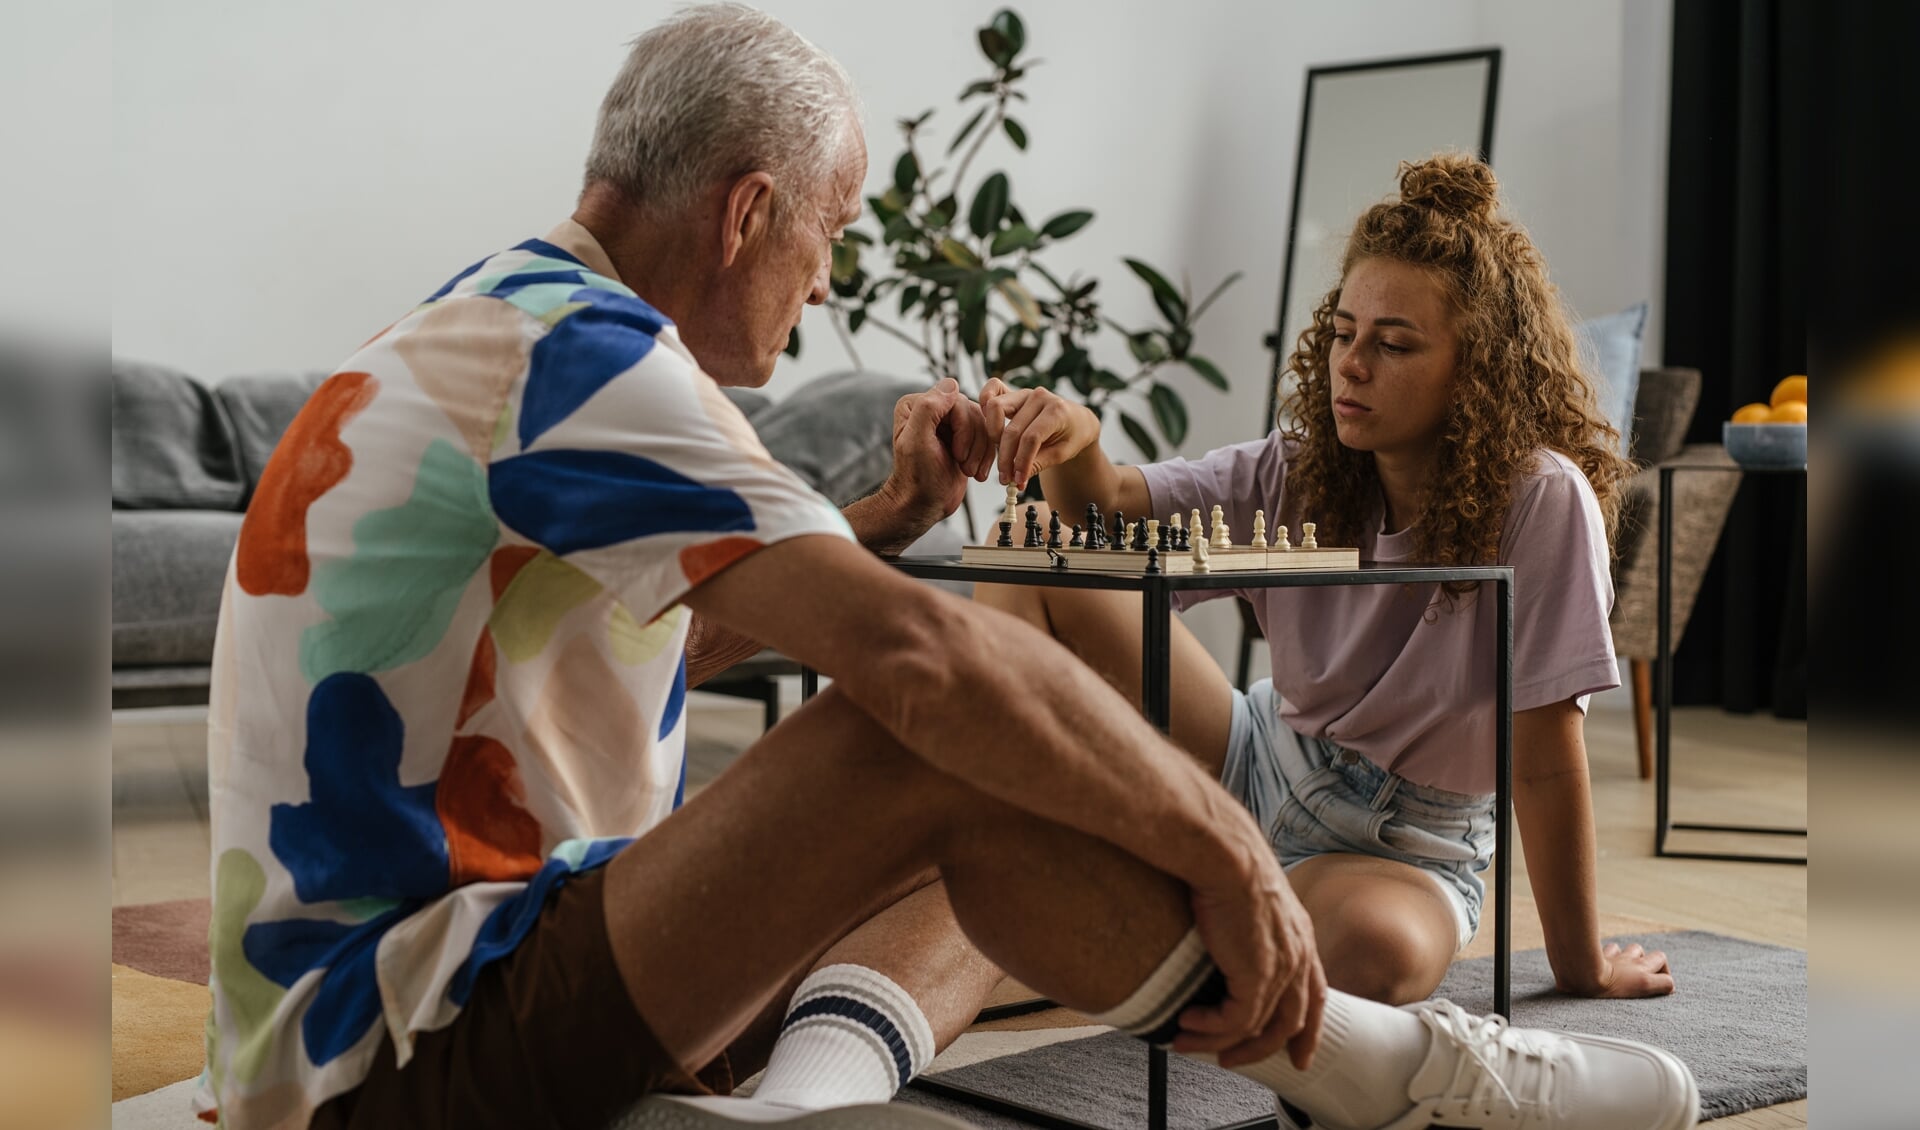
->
xmin=1574 ymin=302 xmax=1648 ymax=460
xmin=752 ymin=370 xmax=926 ymax=505
xmin=719 ymin=386 xmax=773 ymax=422
xmin=112 ymin=510 xmax=243 ymax=666
xmin=214 ymin=371 xmax=330 ymax=504
xmin=1628 ymin=366 xmax=1702 ymax=467
xmin=112 ymin=359 xmax=247 ymax=510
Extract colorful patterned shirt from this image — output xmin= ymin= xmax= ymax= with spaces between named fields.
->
xmin=194 ymin=221 xmax=853 ymax=1128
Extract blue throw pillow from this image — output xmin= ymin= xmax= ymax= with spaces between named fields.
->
xmin=1573 ymin=302 xmax=1648 ymax=459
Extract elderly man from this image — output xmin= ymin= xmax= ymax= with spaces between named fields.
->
xmin=195 ymin=5 xmax=1699 ymax=1129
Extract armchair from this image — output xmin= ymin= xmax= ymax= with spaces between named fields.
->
xmin=1231 ymin=366 xmax=1741 ymax=781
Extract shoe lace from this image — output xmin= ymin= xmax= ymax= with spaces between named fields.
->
xmin=1418 ymin=1000 xmax=1554 ymax=1121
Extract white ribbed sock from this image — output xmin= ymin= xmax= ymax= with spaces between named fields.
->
xmin=1090 ymin=929 xmax=1428 ymax=1129
xmin=748 ymin=964 xmax=935 ymax=1111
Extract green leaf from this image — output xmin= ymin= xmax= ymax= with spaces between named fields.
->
xmin=989 ymin=223 xmax=1039 ymax=257
xmin=978 ymin=26 xmax=1013 ymax=66
xmin=938 ymin=237 xmax=981 ymax=267
xmin=893 ymin=151 xmax=919 ymax=196
xmin=959 ymin=303 xmax=988 ymax=354
xmin=784 ymin=326 xmax=801 ymax=359
xmin=869 ymin=193 xmax=900 ymax=225
xmin=956 ymin=271 xmax=992 ymax=312
xmin=899 ymin=285 xmax=923 ymax=316
xmin=841 ymin=229 xmax=873 ymax=246
xmin=1118 ymin=411 xmax=1158 ymax=461
xmin=996 ymin=277 xmax=1043 ymax=329
xmin=902 ymin=109 xmax=934 ymax=131
xmin=998 ymin=344 xmax=1040 ymax=371
xmin=1148 ymin=383 xmax=1189 ymax=447
xmin=960 ymin=79 xmax=999 ymax=100
xmin=882 ymin=213 xmax=919 ymax=244
xmin=993 ymin=9 xmax=1026 ymax=56
xmin=948 ymin=105 xmax=989 ymax=155
xmin=1127 ymin=332 xmax=1169 ymax=364
xmin=1091 ymin=368 xmax=1128 ymax=392
xmin=848 ymin=307 xmax=867 ymax=333
xmin=1041 ymin=210 xmax=1094 ymax=239
xmin=1166 ymin=327 xmax=1192 ymax=360
xmin=969 ymin=172 xmax=1009 ymax=239
xmin=1186 ymin=355 xmax=1230 ymax=391
xmin=1068 ymin=365 xmax=1094 ymax=397
xmin=910 ymin=262 xmax=971 ymax=286
xmin=830 ymin=241 xmax=860 ymax=284
xmin=1124 ymin=258 xmax=1187 ymax=324
xmin=1003 ymin=117 xmax=1028 ymax=150
xmin=1049 ymin=346 xmax=1090 ymax=380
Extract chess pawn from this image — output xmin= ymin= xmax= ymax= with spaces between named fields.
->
xmin=1069 ymin=523 xmax=1085 ymax=548
xmin=1046 ymin=510 xmax=1063 ymax=549
xmin=1151 ymin=519 xmax=1168 ymax=552
xmin=1301 ymin=521 xmax=1318 ymax=549
xmin=1210 ymin=504 xmax=1231 ymax=550
xmin=1144 ymin=547 xmax=1161 ymax=575
xmin=1274 ymin=524 xmax=1291 ymax=551
xmin=1252 ymin=511 xmax=1268 ymax=549
xmin=1111 ymin=511 xmax=1127 ymax=551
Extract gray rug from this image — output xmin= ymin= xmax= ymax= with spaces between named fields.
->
xmin=897 ymin=930 xmax=1805 ymax=1127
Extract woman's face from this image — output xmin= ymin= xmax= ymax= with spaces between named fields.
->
xmin=1327 ymin=258 xmax=1461 ymax=462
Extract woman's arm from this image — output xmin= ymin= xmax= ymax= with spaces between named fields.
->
xmin=1513 ymin=697 xmax=1676 ymax=998
xmin=978 ymin=379 xmax=1153 ymax=521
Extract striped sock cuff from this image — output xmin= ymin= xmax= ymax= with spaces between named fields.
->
xmin=778 ymin=963 xmax=934 ymax=1090
xmin=1090 ymin=928 xmax=1220 ymax=1046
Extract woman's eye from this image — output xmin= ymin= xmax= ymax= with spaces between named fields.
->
xmin=1381 ymin=342 xmax=1407 ymax=354
xmin=1333 ymin=332 xmax=1353 ymax=343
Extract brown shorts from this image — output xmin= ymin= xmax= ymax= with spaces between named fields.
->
xmin=309 ymin=865 xmax=732 ymax=1130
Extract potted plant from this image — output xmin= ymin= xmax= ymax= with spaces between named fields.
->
xmin=794 ymin=7 xmax=1240 ymax=468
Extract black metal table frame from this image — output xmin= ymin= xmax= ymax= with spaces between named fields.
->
xmin=1655 ymin=463 xmax=1808 ymax=865
xmin=796 ymin=557 xmax=1515 ymax=1130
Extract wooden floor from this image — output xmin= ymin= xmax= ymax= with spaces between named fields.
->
xmin=111 ymin=673 xmax=1807 ymax=1126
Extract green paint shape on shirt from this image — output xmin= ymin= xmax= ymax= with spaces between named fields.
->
xmin=209 ymin=848 xmax=288 ymax=1086
xmin=492 ymin=401 xmax=513 ymax=455
xmin=489 ymin=551 xmax=603 ymax=662
xmin=337 ymin=896 xmax=403 ymax=922
xmin=577 ymin=274 xmax=636 ymax=297
xmin=609 ymin=603 xmax=682 ymax=666
xmin=301 ymin=438 xmax=497 ymax=681
xmin=472 ymin=257 xmax=593 ymax=293
xmin=538 ymin=301 xmax=591 ymax=328
xmin=498 ymin=283 xmax=588 ymax=321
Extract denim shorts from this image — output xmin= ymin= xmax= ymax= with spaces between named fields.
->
xmin=1221 ymin=679 xmax=1496 ymax=951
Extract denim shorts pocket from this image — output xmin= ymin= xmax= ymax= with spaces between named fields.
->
xmin=1376 ymin=804 xmax=1493 ymax=867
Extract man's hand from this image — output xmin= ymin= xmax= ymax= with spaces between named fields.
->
xmin=1561 ymin=941 xmax=1676 ymax=999
xmin=875 ymin=378 xmax=993 ymax=534
xmin=1171 ymin=820 xmax=1327 ymax=1071
xmin=978 ymin=379 xmax=1103 ymax=488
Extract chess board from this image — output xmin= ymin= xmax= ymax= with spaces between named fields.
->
xmin=958 ymin=543 xmax=1359 ymax=573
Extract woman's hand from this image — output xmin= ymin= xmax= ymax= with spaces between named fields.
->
xmin=1559 ymin=941 xmax=1676 ymax=998
xmin=978 ymin=379 xmax=1104 ymax=487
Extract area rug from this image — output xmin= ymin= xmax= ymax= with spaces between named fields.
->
xmin=896 ymin=930 xmax=1806 ymax=1128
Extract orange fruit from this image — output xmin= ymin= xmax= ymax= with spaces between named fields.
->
xmin=1767 ymin=400 xmax=1808 ymax=423
xmin=1730 ymin=402 xmax=1773 ymax=424
xmin=1770 ymin=374 xmax=1808 ymax=408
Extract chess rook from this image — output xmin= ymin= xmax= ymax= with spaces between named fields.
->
xmin=1301 ymin=521 xmax=1318 ymax=549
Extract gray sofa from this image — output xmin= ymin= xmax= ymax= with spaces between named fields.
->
xmin=111 ymin=359 xmax=964 ymax=715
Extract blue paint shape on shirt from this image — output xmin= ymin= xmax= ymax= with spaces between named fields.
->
xmin=243 ymin=901 xmax=418 ymax=1067
xmin=269 ymin=673 xmax=449 ymax=904
xmin=490 ymin=448 xmax=756 ymax=555
xmin=445 ymin=838 xmax=632 ymax=1006
xmin=518 ymin=302 xmax=660 ymax=446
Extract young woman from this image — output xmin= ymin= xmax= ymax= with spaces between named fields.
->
xmin=972 ymin=152 xmax=1675 ymax=1005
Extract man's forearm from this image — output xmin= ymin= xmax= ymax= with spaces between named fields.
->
xmin=686 ymin=613 xmax=773 ymax=688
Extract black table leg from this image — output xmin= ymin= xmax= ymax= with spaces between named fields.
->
xmin=1653 ymin=467 xmax=1807 ymax=864
xmin=1142 ymin=579 xmax=1173 ymax=1130
xmin=1495 ymin=578 xmax=1512 ymax=1019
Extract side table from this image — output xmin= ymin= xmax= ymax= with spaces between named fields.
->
xmin=1654 ymin=461 xmax=1808 ymax=864
xmin=800 ymin=556 xmax=1516 ymax=1130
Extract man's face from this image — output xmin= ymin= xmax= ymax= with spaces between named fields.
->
xmin=700 ymin=130 xmax=867 ymax=387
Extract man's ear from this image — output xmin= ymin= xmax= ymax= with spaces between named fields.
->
xmin=719 ymin=171 xmax=777 ymax=269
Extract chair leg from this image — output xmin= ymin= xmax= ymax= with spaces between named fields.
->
xmin=761 ymin=680 xmax=780 ymax=734
xmin=1631 ymin=658 xmax=1653 ymax=779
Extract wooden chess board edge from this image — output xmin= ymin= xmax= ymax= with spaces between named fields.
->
xmin=959 ymin=546 xmax=1360 ymax=573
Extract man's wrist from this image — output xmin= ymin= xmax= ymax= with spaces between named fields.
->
xmin=845 ymin=480 xmax=932 ymax=556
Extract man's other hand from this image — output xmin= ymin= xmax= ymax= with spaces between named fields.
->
xmin=880 ymin=378 xmax=993 ymax=531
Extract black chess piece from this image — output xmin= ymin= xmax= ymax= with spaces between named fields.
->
xmin=1111 ymin=511 xmax=1126 ymax=550
xmin=1023 ymin=504 xmax=1042 ymax=548
xmin=1132 ymin=520 xmax=1149 ymax=551
xmin=1174 ymin=524 xmax=1189 ymax=552
xmin=1084 ymin=504 xmax=1103 ymax=549
xmin=1145 ymin=547 xmax=1161 ymax=575
xmin=997 ymin=516 xmax=1013 ymax=547
xmin=1069 ymin=524 xmax=1084 ymax=548
xmin=1047 ymin=510 xmax=1062 ymax=549
xmin=1157 ymin=523 xmax=1171 ymax=552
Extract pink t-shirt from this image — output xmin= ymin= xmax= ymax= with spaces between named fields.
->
xmin=1140 ymin=433 xmax=1619 ymax=795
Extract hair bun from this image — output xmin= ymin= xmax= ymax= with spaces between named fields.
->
xmin=1397 ymin=153 xmax=1499 ymax=221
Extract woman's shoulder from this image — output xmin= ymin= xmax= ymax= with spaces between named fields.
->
xmin=1504 ymin=448 xmax=1605 ymax=544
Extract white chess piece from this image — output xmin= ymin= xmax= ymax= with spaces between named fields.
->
xmin=1190 ymin=509 xmax=1203 ymax=546
xmin=1252 ymin=511 xmax=1267 ymax=549
xmin=1125 ymin=521 xmax=1138 ymax=549
xmin=1146 ymin=519 xmax=1160 ymax=547
xmin=1191 ymin=535 xmax=1210 ymax=573
xmin=1210 ymin=504 xmax=1231 ymax=550
xmin=1301 ymin=521 xmax=1318 ymax=550
xmin=1275 ymin=524 xmax=1291 ymax=551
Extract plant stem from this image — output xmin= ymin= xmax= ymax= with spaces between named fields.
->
xmin=949 ymin=89 xmax=1009 ymax=202
xmin=829 ymin=306 xmax=864 ymax=372
xmin=862 ymin=311 xmax=941 ymax=364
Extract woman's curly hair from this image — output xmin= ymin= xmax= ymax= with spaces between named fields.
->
xmin=1276 ymin=152 xmax=1636 ymax=593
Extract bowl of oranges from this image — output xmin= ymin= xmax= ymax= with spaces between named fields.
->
xmin=1723 ymin=375 xmax=1807 ymax=468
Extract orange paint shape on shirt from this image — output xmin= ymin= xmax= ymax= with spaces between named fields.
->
xmin=456 ymin=630 xmax=497 ymax=730
xmin=679 ymin=536 xmax=764 ymax=588
xmin=489 ymin=544 xmax=542 ymax=601
xmin=439 ymin=734 xmax=545 ymax=886
xmin=236 ymin=371 xmax=379 ymax=596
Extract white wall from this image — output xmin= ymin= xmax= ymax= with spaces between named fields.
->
xmin=112 ymin=0 xmax=1669 ymax=669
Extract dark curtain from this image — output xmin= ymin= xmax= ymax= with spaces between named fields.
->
xmin=1661 ymin=0 xmax=1810 ymax=718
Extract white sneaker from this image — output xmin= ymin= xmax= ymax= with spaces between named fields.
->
xmin=615 ymin=1093 xmax=980 ymax=1128
xmin=1275 ymin=999 xmax=1699 ymax=1130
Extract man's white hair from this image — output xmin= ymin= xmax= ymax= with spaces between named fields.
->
xmin=584 ymin=2 xmax=863 ymax=223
